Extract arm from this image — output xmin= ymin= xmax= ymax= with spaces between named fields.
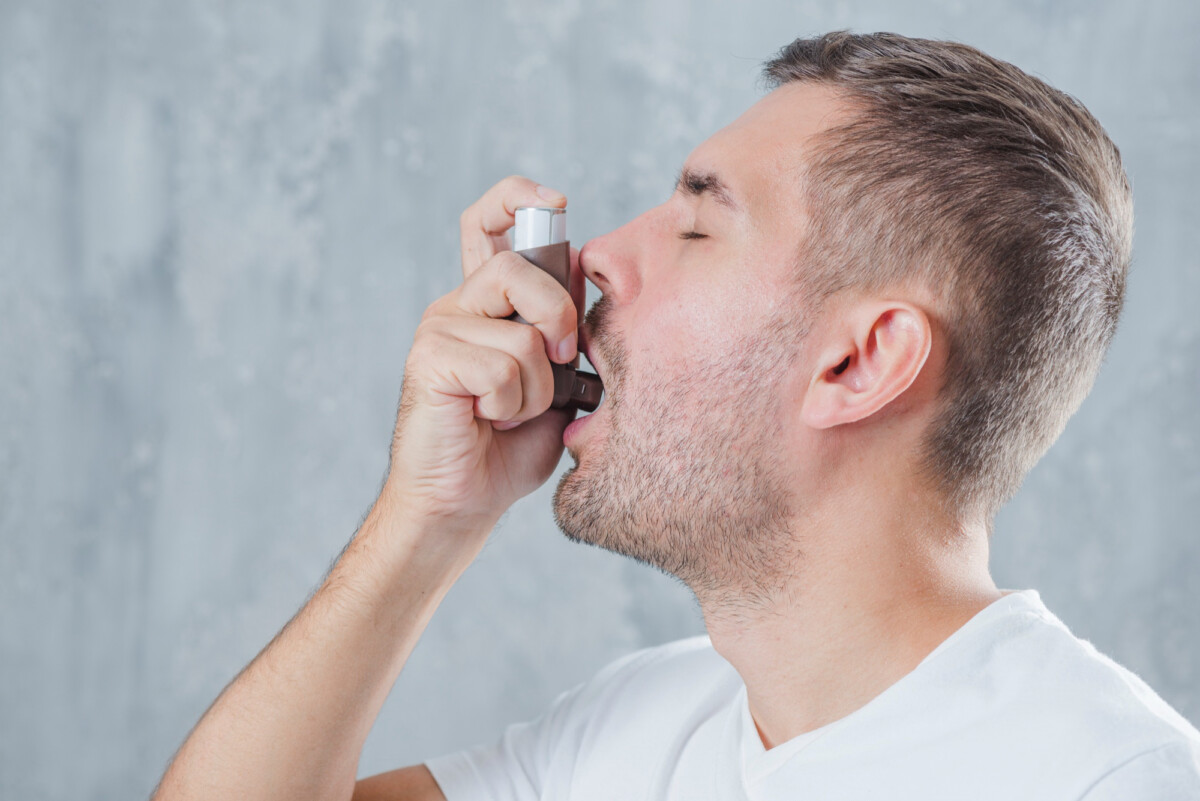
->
xmin=352 ymin=765 xmax=444 ymax=801
xmin=151 ymin=176 xmax=582 ymax=801
xmin=152 ymin=490 xmax=468 ymax=801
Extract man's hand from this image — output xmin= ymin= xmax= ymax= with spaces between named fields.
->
xmin=384 ymin=176 xmax=584 ymax=543
xmin=151 ymin=176 xmax=582 ymax=801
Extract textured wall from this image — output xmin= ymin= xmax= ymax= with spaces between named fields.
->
xmin=1 ymin=1 xmax=1197 ymax=798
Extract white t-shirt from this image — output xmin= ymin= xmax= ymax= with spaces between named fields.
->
xmin=425 ymin=590 xmax=1200 ymax=800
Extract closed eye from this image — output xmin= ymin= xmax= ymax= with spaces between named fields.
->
xmin=678 ymin=231 xmax=708 ymax=240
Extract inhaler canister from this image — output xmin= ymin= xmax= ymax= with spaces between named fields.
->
xmin=513 ymin=206 xmax=567 ymax=250
xmin=512 ymin=207 xmax=604 ymax=413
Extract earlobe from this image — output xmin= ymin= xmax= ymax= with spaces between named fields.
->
xmin=800 ymin=302 xmax=932 ymax=430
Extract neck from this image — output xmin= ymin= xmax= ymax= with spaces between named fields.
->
xmin=698 ymin=487 xmax=999 ymax=750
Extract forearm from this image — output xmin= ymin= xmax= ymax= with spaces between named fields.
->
xmin=153 ymin=174 xmax=574 ymax=801
xmin=153 ymin=487 xmax=486 ymax=801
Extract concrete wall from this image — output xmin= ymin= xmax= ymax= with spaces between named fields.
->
xmin=2 ymin=1 xmax=1196 ymax=797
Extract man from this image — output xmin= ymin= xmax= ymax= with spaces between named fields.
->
xmin=153 ymin=31 xmax=1200 ymax=801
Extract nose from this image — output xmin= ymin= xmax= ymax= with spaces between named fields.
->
xmin=578 ymin=218 xmax=643 ymax=302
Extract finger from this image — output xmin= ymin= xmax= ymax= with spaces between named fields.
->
xmin=428 ymin=315 xmax=556 ymax=421
xmin=460 ymin=175 xmax=567 ymax=279
xmin=492 ymin=406 xmax=573 ymax=457
xmin=456 ymin=251 xmax=578 ymax=363
xmin=419 ymin=335 xmax=526 ymax=423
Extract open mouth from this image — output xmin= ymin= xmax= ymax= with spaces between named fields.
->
xmin=565 ymin=356 xmax=604 ymax=415
xmin=563 ymin=340 xmax=607 ymax=445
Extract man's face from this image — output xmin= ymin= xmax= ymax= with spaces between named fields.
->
xmin=553 ymin=83 xmax=849 ymax=603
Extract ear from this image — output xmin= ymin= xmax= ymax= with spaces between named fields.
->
xmin=800 ymin=301 xmax=932 ymax=430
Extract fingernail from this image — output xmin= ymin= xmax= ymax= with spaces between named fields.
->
xmin=536 ymin=184 xmax=565 ymax=202
xmin=494 ymin=420 xmax=522 ymax=431
xmin=558 ymin=330 xmax=577 ymax=362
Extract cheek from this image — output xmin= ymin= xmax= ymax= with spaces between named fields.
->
xmin=629 ymin=269 xmax=775 ymax=372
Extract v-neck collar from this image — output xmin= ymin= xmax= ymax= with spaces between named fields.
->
xmin=734 ymin=589 xmax=1046 ymax=786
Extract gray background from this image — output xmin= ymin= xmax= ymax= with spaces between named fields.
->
xmin=2 ymin=0 xmax=1197 ymax=798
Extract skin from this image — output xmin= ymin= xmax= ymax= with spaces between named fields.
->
xmin=555 ymin=81 xmax=999 ymax=745
xmin=151 ymin=82 xmax=999 ymax=801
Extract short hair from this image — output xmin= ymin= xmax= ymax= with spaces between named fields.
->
xmin=762 ymin=31 xmax=1133 ymax=524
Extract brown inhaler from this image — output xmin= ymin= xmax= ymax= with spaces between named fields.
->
xmin=508 ymin=207 xmax=603 ymax=412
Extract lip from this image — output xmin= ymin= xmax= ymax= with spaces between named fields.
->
xmin=563 ymin=410 xmax=595 ymax=446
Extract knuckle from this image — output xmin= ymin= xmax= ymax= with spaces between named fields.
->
xmin=422 ymin=291 xmax=456 ymax=321
xmin=495 ymin=356 xmax=521 ymax=387
xmin=516 ymin=323 xmax=545 ymax=358
xmin=489 ymin=251 xmax=527 ymax=290
xmin=407 ymin=328 xmax=439 ymax=365
xmin=413 ymin=314 xmax=442 ymax=341
xmin=410 ymin=319 xmax=431 ymax=346
xmin=420 ymin=302 xmax=442 ymax=324
xmin=494 ymin=249 xmax=525 ymax=275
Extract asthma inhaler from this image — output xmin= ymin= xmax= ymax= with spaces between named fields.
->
xmin=510 ymin=206 xmax=604 ymax=413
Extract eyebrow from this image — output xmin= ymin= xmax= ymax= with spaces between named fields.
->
xmin=673 ymin=166 xmax=742 ymax=214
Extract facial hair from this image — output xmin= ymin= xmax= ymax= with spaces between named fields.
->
xmin=553 ymin=295 xmax=808 ymax=611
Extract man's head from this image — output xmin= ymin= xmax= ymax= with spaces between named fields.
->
xmin=553 ymin=31 xmax=1132 ymax=603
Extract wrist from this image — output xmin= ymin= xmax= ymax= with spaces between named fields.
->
xmin=342 ymin=483 xmax=498 ymax=599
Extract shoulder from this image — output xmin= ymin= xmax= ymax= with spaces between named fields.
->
xmin=421 ymin=636 xmax=735 ymax=801
xmin=973 ymin=592 xmax=1200 ymax=785
xmin=536 ymin=633 xmax=741 ymax=756
xmin=568 ymin=633 xmax=737 ymax=712
xmin=1008 ymin=594 xmax=1198 ymax=744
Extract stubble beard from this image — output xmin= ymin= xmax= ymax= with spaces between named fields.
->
xmin=553 ymin=299 xmax=805 ymax=612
